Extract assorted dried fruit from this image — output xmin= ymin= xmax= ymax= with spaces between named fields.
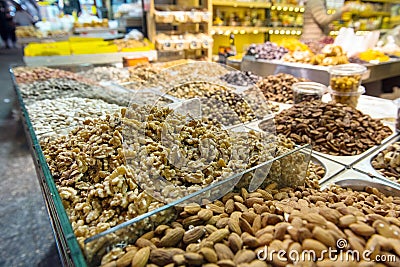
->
xmin=372 ymin=141 xmax=400 ymax=181
xmin=275 ymin=101 xmax=392 ymax=156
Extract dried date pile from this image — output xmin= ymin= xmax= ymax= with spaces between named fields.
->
xmin=13 ymin=66 xmax=95 ymax=84
xmin=275 ymin=101 xmax=392 ymax=156
xmin=257 ymin=73 xmax=308 ymax=104
xmin=100 ymin=183 xmax=400 ymax=267
xmin=372 ymin=141 xmax=400 ymax=181
xmin=41 ymin=113 xmax=169 ymax=248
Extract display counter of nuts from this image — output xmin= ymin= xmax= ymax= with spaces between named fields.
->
xmin=275 ymin=100 xmax=394 ymax=165
xmin=95 ymin=176 xmax=400 ymax=267
xmin=353 ymin=135 xmax=400 ymax=186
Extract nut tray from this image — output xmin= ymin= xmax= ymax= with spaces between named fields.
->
xmin=320 ymin=168 xmax=400 ymax=196
xmin=353 ymin=134 xmax=400 ymax=187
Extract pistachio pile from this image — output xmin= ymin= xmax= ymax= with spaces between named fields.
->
xmin=99 ymin=183 xmax=400 ymax=267
xmin=257 ymin=73 xmax=308 ymax=104
xmin=41 ymin=113 xmax=169 ymax=248
xmin=13 ymin=66 xmax=95 ymax=84
xmin=275 ymin=101 xmax=392 ymax=156
xmin=372 ymin=141 xmax=400 ymax=181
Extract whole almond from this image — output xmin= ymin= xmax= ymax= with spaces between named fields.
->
xmin=203 ymin=264 xmax=219 ymax=267
xmin=217 ymin=259 xmax=236 ymax=267
xmin=150 ymin=248 xmax=184 ymax=266
xmin=349 ymin=223 xmax=375 ymax=237
xmin=207 ymin=215 xmax=221 ymax=225
xmin=302 ymin=213 xmax=327 ymax=226
xmin=184 ymin=252 xmax=204 ymax=265
xmin=348 ymin=237 xmax=364 ymax=253
xmin=135 ymin=237 xmax=156 ymax=249
xmin=228 ymin=218 xmax=242 ymax=235
xmin=228 ymin=233 xmax=243 ymax=253
xmin=172 ymin=254 xmax=185 ymax=265
xmin=373 ymin=220 xmax=394 ymax=238
xmin=154 ymin=225 xmax=169 ymax=235
xmin=245 ymin=197 xmax=264 ymax=208
xmin=302 ymin=239 xmax=328 ymax=258
xmin=200 ymin=247 xmax=218 ymax=263
xmin=115 ymin=249 xmax=136 ymax=267
xmin=242 ymin=232 xmax=260 ymax=248
xmin=298 ymin=227 xmax=312 ymax=243
xmin=319 ymin=207 xmax=341 ymax=224
xmin=207 ymin=228 xmax=230 ymax=243
xmin=183 ymin=226 xmax=205 ymax=244
xmin=274 ymin=222 xmax=289 ymax=241
xmin=205 ymin=224 xmax=218 ymax=234
xmin=207 ymin=204 xmax=225 ymax=214
xmin=198 ymin=209 xmax=213 ymax=221
xmin=233 ymin=250 xmax=256 ymax=264
xmin=344 ymin=229 xmax=366 ymax=246
xmin=216 ymin=217 xmax=230 ymax=229
xmin=182 ymin=215 xmax=202 ymax=228
xmin=235 ymin=202 xmax=248 ymax=212
xmin=239 ymin=217 xmax=255 ymax=235
xmin=326 ymin=222 xmax=346 ymax=239
xmin=140 ymin=231 xmax=154 ymax=240
xmin=130 ymin=247 xmax=150 ymax=267
xmin=252 ymin=215 xmax=262 ymax=233
xmin=257 ymin=232 xmax=273 ymax=246
xmin=257 ymin=189 xmax=273 ymax=201
xmin=225 ymin=199 xmax=235 ymax=214
xmin=159 ymin=228 xmax=185 ymax=247
xmin=215 ymin=243 xmax=234 ymax=260
xmin=339 ymin=215 xmax=357 ymax=228
xmin=312 ymin=226 xmax=336 ymax=248
xmin=287 ymin=226 xmax=299 ymax=242
xmin=184 ymin=203 xmax=201 ymax=214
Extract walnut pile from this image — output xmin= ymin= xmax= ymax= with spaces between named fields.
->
xmin=41 ymin=112 xmax=167 ymax=248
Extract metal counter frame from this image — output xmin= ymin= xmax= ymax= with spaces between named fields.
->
xmin=241 ymin=56 xmax=400 ymax=87
xmin=10 ymin=68 xmax=88 ymax=267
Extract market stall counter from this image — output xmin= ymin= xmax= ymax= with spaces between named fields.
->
xmin=241 ymin=55 xmax=400 ymax=95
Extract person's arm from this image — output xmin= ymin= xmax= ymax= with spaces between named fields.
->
xmin=308 ymin=0 xmax=346 ymax=27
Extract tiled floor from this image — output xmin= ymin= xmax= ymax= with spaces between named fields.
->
xmin=0 ymin=48 xmax=62 ymax=267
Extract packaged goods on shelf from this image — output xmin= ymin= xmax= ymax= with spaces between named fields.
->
xmin=155 ymin=33 xmax=213 ymax=51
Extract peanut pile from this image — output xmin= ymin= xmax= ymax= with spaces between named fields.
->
xmin=372 ymin=141 xmax=400 ymax=181
xmin=275 ymin=101 xmax=392 ymax=156
xmin=99 ymin=183 xmax=400 ymax=267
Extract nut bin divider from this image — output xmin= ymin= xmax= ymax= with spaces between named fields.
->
xmin=320 ymin=168 xmax=400 ymax=196
xmin=10 ymin=66 xmax=88 ymax=267
xmin=353 ymin=134 xmax=400 ymax=188
xmin=311 ymin=153 xmax=346 ymax=185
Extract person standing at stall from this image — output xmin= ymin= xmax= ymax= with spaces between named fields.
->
xmin=0 ymin=0 xmax=16 ymax=48
xmin=302 ymin=0 xmax=351 ymax=40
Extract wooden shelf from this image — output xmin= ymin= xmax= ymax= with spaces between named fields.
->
xmin=212 ymin=0 xmax=271 ymax=8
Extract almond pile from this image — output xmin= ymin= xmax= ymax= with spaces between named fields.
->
xmin=99 ymin=184 xmax=400 ymax=267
